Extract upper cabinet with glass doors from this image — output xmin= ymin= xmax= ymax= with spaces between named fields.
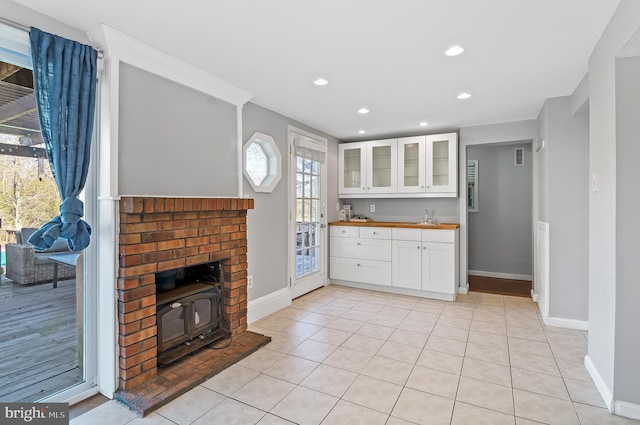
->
xmin=425 ymin=133 xmax=457 ymax=193
xmin=397 ymin=136 xmax=426 ymax=193
xmin=338 ymin=139 xmax=398 ymax=195
xmin=338 ymin=142 xmax=366 ymax=195
xmin=339 ymin=133 xmax=457 ymax=198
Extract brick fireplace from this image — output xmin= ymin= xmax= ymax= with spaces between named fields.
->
xmin=117 ymin=196 xmax=255 ymax=391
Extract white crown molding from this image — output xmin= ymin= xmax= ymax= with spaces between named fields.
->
xmin=87 ymin=24 xmax=253 ymax=107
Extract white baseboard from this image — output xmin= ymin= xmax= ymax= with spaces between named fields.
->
xmin=585 ymin=355 xmax=613 ymax=412
xmin=247 ymin=287 xmax=291 ymax=324
xmin=458 ymin=283 xmax=469 ymax=295
xmin=614 ymin=401 xmax=640 ymax=420
xmin=584 ymin=356 xmax=640 ymax=420
xmin=468 ymin=270 xmax=532 ymax=281
xmin=535 ymin=295 xmax=587 ymax=330
xmin=542 ymin=315 xmax=588 ymax=331
xmin=530 ymin=290 xmax=539 ymax=302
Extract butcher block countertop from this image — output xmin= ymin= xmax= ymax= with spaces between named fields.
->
xmin=329 ymin=221 xmax=459 ymax=230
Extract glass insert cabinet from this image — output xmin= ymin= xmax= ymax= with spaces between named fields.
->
xmin=339 ymin=132 xmax=457 ymax=197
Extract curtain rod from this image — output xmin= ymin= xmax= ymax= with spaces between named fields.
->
xmin=0 ymin=17 xmax=103 ymax=59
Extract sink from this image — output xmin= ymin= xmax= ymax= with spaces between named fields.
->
xmin=414 ymin=222 xmax=439 ymax=227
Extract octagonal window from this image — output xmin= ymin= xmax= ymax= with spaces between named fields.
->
xmin=243 ymin=132 xmax=282 ymax=193
xmin=246 ymin=142 xmax=268 ymax=185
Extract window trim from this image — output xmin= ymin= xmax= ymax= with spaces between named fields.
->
xmin=243 ymin=132 xmax=282 ymax=193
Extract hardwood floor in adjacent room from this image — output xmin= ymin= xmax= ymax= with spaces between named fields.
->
xmin=468 ymin=275 xmax=532 ymax=298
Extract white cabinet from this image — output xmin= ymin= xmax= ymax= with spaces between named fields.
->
xmin=397 ymin=136 xmax=426 ymax=193
xmin=339 ymin=133 xmax=457 ymax=198
xmin=332 ymin=225 xmax=459 ymax=300
xmin=392 ymin=239 xmax=423 ymax=289
xmin=426 ymin=133 xmax=457 ymax=194
xmin=366 ymin=139 xmax=397 ymax=194
xmin=338 ymin=140 xmax=397 ymax=195
xmin=422 ymin=242 xmax=455 ymax=293
xmin=338 ymin=142 xmax=366 ymax=195
xmin=329 ymin=226 xmax=391 ymax=286
xmin=390 ymin=228 xmax=458 ymax=296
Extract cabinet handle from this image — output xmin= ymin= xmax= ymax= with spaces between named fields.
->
xmin=373 ymin=232 xmax=377 ymax=235
xmin=417 ymin=246 xmax=420 ymax=249
xmin=357 ymin=242 xmax=361 ymax=245
xmin=421 ymin=186 xmax=424 ymax=189
xmin=357 ymin=263 xmax=361 ymax=267
xmin=423 ymin=246 xmax=427 ymax=249
xmin=341 ymin=230 xmax=346 ymax=233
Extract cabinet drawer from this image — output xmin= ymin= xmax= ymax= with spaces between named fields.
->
xmin=330 ymin=257 xmax=391 ymax=286
xmin=330 ymin=237 xmax=391 ymax=261
xmin=330 ymin=226 xmax=359 ymax=238
xmin=360 ymin=227 xmax=391 ymax=239
xmin=355 ymin=238 xmax=391 ymax=261
xmin=422 ymin=229 xmax=455 ymax=243
xmin=392 ymin=228 xmax=421 ymax=241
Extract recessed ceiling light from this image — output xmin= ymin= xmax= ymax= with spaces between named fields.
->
xmin=457 ymin=92 xmax=472 ymax=100
xmin=419 ymin=121 xmax=429 ymax=127
xmin=445 ymin=45 xmax=464 ymax=57
xmin=313 ymin=78 xmax=328 ymax=86
xmin=358 ymin=130 xmax=366 ymax=134
xmin=358 ymin=108 xmax=370 ymax=114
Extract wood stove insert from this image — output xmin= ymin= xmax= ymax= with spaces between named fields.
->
xmin=155 ymin=262 xmax=228 ymax=366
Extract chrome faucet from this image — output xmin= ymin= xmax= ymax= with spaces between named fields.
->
xmin=424 ymin=209 xmax=430 ymax=224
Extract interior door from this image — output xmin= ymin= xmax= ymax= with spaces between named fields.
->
xmin=289 ymin=127 xmax=328 ymax=299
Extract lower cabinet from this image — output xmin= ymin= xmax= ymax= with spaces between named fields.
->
xmin=330 ymin=225 xmax=459 ymax=300
xmin=329 ymin=226 xmax=391 ymax=286
xmin=330 ymin=257 xmax=392 ymax=286
xmin=391 ymin=239 xmax=422 ymax=290
xmin=422 ymin=242 xmax=456 ymax=294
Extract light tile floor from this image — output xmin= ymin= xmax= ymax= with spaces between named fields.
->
xmin=71 ymin=286 xmax=640 ymax=425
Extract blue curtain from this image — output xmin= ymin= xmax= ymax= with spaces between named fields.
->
xmin=27 ymin=27 xmax=98 ymax=252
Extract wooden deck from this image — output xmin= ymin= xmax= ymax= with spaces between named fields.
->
xmin=0 ymin=274 xmax=81 ymax=401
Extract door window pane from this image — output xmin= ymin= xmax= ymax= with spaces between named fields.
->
xmin=296 ymin=155 xmax=321 ymax=278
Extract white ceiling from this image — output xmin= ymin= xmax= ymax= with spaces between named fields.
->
xmin=12 ymin=0 xmax=620 ymax=141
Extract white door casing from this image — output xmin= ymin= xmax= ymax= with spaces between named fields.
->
xmin=288 ymin=126 xmax=328 ymax=299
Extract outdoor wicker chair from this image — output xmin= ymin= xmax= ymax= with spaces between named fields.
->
xmin=5 ymin=227 xmax=76 ymax=285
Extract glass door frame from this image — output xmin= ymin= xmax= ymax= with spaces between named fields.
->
xmin=287 ymin=126 xmax=328 ymax=299
xmin=0 ymin=21 xmax=98 ymax=403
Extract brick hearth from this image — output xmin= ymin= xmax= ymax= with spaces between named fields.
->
xmin=117 ymin=196 xmax=254 ymax=390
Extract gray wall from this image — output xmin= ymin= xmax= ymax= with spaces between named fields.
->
xmin=118 ymin=63 xmax=238 ymax=196
xmin=614 ymin=54 xmax=640 ymax=405
xmin=344 ymin=198 xmax=459 ymax=224
xmin=587 ymin=0 xmax=640 ymax=407
xmin=467 ymin=143 xmax=532 ymax=277
xmin=587 ymin=0 xmax=640 ymax=398
xmin=537 ymin=97 xmax=589 ymax=321
xmin=243 ymin=102 xmax=340 ymax=300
